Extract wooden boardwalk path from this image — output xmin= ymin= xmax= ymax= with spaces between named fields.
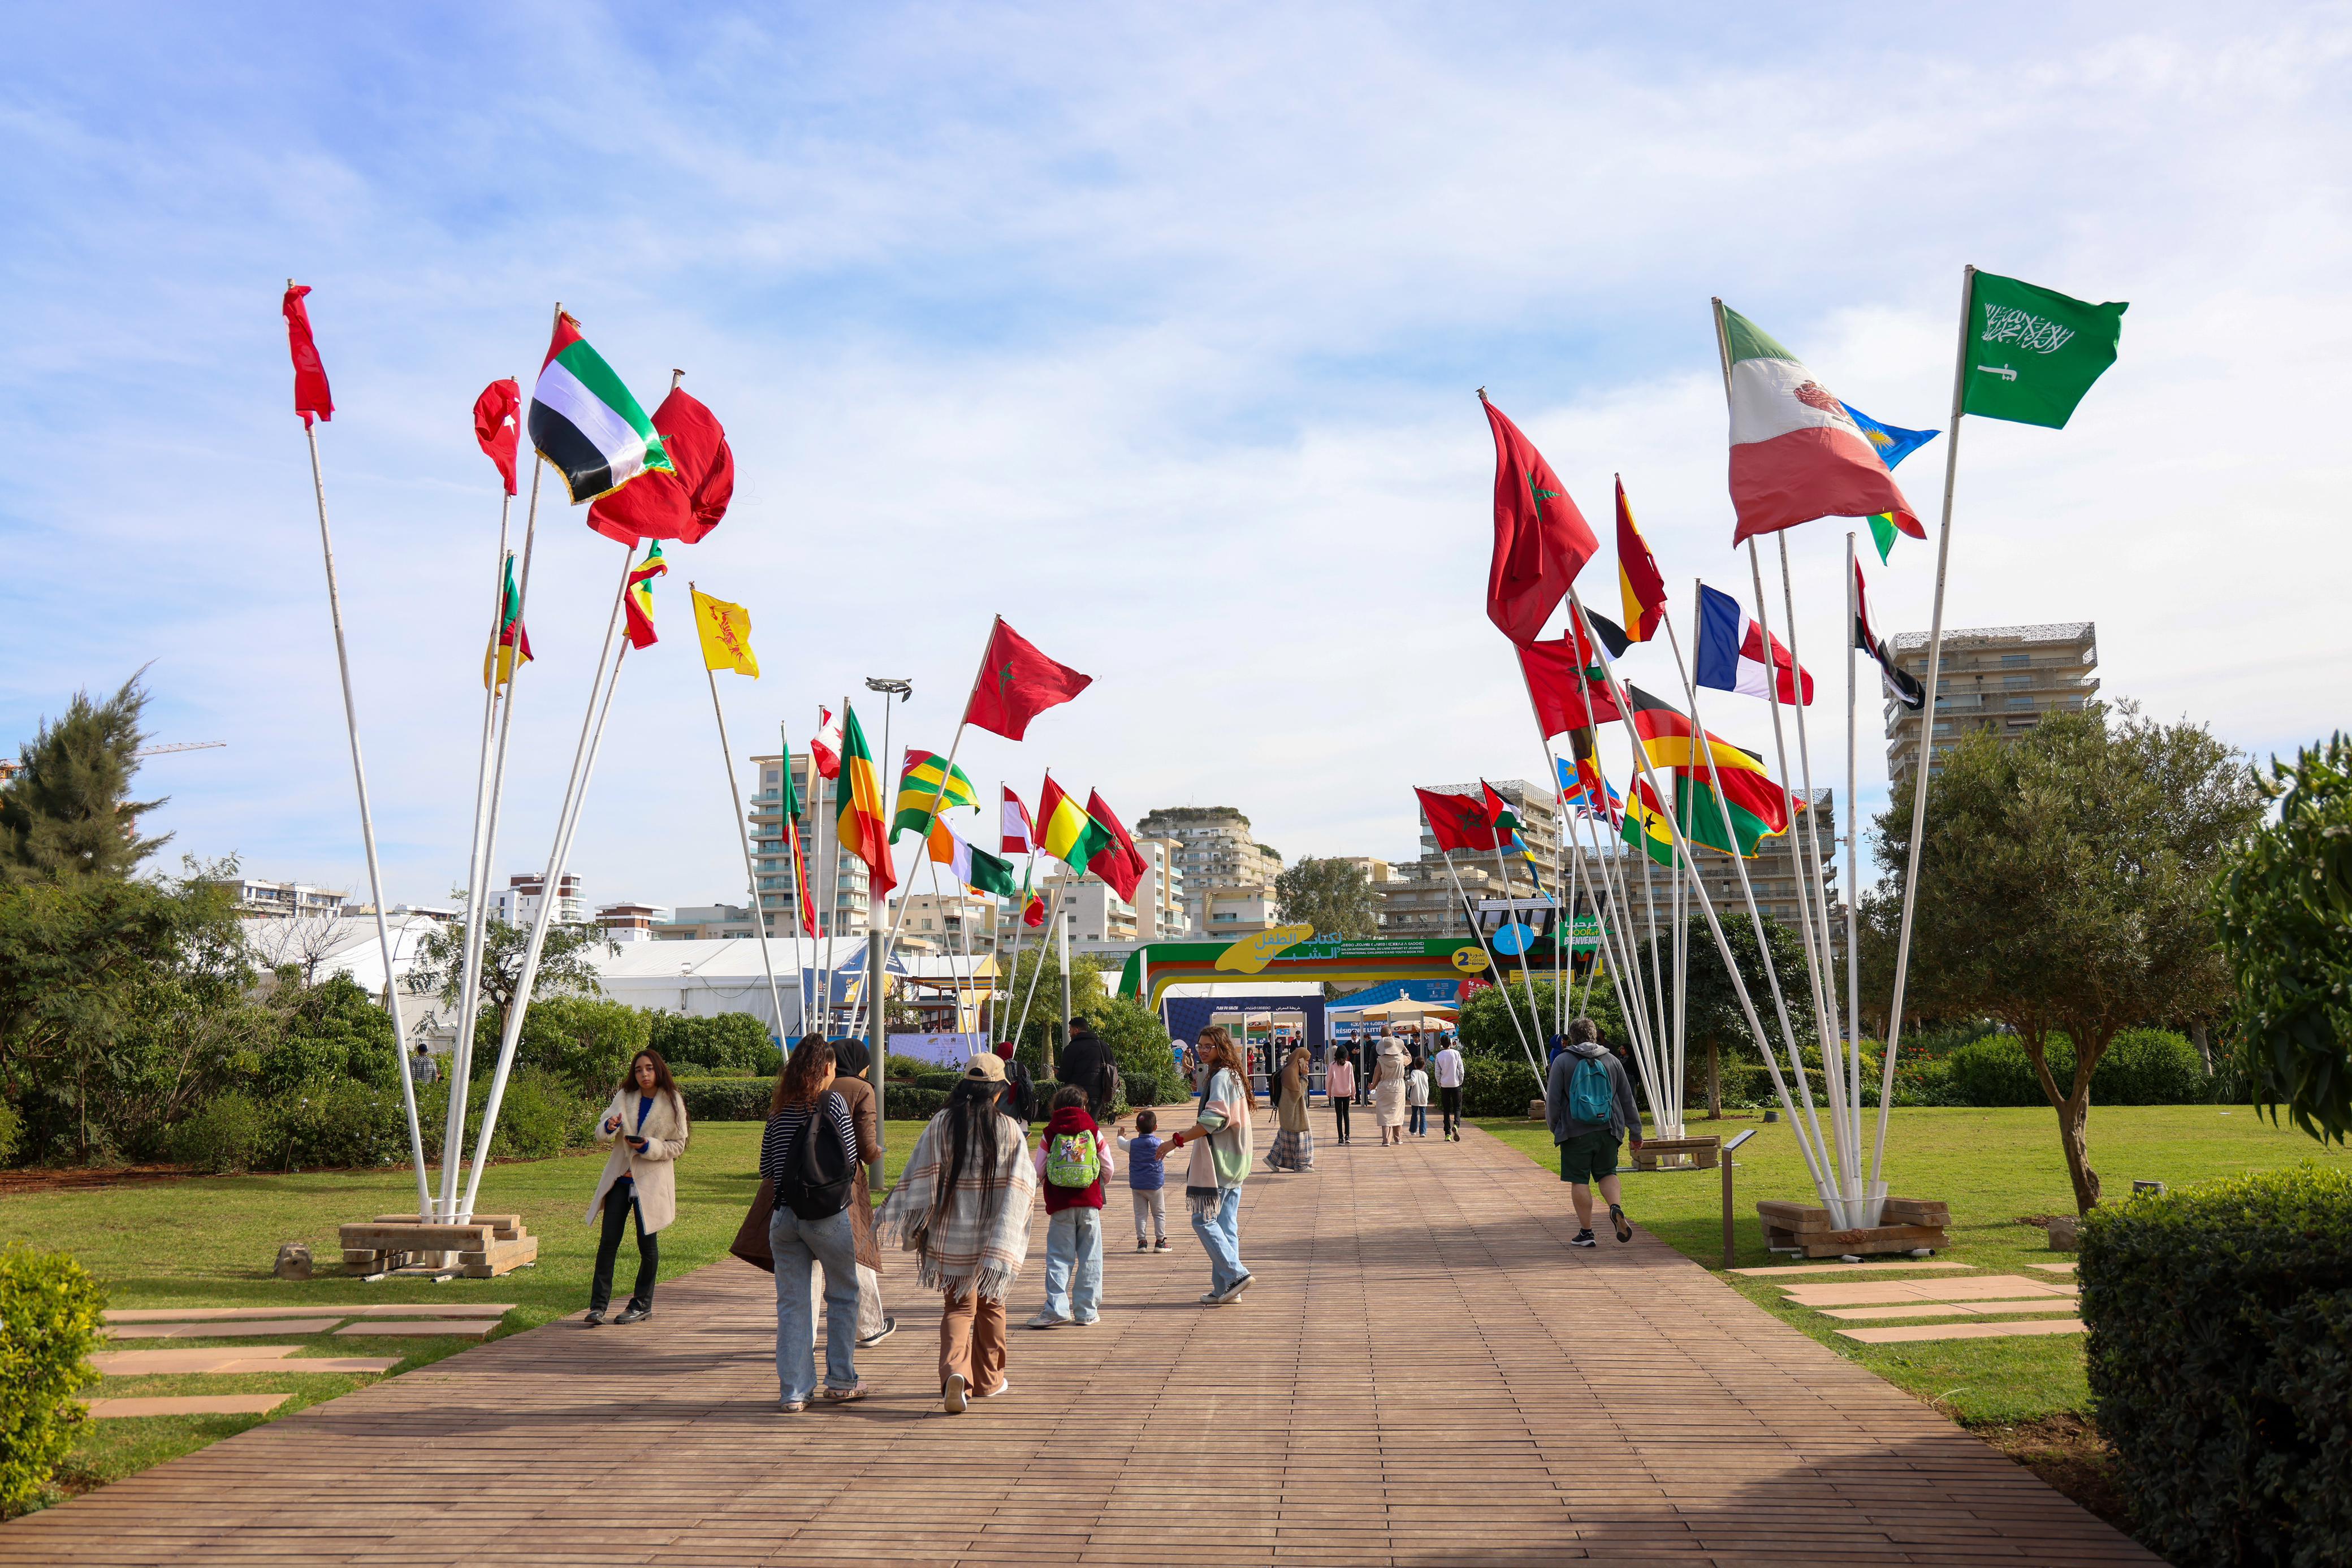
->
xmin=4 ymin=1119 xmax=2155 ymax=1566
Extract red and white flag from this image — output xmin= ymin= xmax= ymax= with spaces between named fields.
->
xmin=1001 ymin=785 xmax=1035 ymax=856
xmin=810 ymin=707 xmax=843 ymax=780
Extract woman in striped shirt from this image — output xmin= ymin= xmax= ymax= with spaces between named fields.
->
xmin=759 ymin=1037 xmax=870 ymax=1411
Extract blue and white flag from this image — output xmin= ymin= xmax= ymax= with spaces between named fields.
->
xmin=1839 ymin=402 xmax=1939 ymax=470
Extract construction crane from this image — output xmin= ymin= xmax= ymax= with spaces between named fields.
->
xmin=133 ymin=742 xmax=228 ymax=757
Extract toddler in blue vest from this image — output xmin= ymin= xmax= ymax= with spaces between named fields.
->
xmin=1115 ymin=1109 xmax=1170 ymax=1252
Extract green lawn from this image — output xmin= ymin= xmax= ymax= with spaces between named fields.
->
xmin=7 ymin=1121 xmax=929 ymax=1508
xmin=1476 ymin=1104 xmax=2349 ymax=1424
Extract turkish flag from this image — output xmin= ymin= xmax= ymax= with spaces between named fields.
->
xmin=963 ymin=618 xmax=1092 ymax=740
xmin=473 ymin=379 xmax=521 ymax=496
xmin=1517 ymin=636 xmax=1620 ymax=737
xmin=586 ymin=389 xmax=734 ymax=545
xmin=1482 ymin=395 xmax=1596 ymax=644
xmin=1414 ymin=786 xmax=1503 ymax=855
xmin=282 ymin=284 xmax=332 ymax=428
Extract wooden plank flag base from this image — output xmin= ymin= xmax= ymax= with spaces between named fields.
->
xmin=1631 ymin=1135 xmax=1719 ymax=1171
xmin=340 ymin=1219 xmax=538 ymax=1278
xmin=83 ymin=1395 xmax=293 ymax=1419
xmin=1837 ymin=1317 xmax=2087 ymax=1345
xmin=103 ymin=1318 xmax=344 ymax=1340
xmin=1757 ymin=1196 xmax=1950 ymax=1258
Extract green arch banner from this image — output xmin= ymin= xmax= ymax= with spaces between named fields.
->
xmin=1117 ymin=922 xmax=1599 ymax=1009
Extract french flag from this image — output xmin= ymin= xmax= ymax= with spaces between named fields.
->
xmin=1694 ymin=583 xmax=1813 ymax=705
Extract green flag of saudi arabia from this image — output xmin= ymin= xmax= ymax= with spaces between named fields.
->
xmin=1962 ymin=272 xmax=2128 ymax=429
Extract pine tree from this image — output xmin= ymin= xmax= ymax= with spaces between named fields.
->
xmin=0 ymin=675 xmax=168 ymax=882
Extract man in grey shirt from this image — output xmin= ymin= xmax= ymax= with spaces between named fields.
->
xmin=409 ymin=1043 xmax=439 ymax=1088
xmin=1544 ymin=1017 xmax=1643 ymax=1247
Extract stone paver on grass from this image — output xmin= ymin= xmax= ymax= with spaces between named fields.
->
xmin=88 ymin=1347 xmax=300 ymax=1375
xmin=1839 ymin=1318 xmax=2090 ymax=1345
xmin=103 ymin=1303 xmax=518 ymax=1323
xmin=1821 ymin=1301 xmax=2087 ymax=1322
xmin=1780 ymin=1274 xmax=2079 ymax=1307
xmin=101 ymin=1318 xmax=345 ymax=1340
xmin=5 ymin=1115 xmax=2155 ymax=1566
xmin=1728 ymin=1260 xmax=1980 ymax=1277
xmin=83 ymin=1397 xmax=292 ymax=1420
xmin=331 ymin=1320 xmax=503 ymax=1339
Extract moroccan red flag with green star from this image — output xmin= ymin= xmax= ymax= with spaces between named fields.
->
xmin=1481 ymin=393 xmax=1597 ymax=645
xmin=963 ymin=617 xmax=1092 ymax=740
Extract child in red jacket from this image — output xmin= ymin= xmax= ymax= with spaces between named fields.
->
xmin=1028 ymin=1086 xmax=1112 ymax=1329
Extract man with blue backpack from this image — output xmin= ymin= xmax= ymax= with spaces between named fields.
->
xmin=1545 ymin=1017 xmax=1644 ymax=1247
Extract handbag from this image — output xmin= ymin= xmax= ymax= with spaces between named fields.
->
xmin=729 ymin=1177 xmax=777 ymax=1274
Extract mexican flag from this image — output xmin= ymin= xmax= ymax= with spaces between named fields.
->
xmin=1721 ymin=305 xmax=1919 ymax=545
xmin=528 ymin=313 xmax=675 ymax=505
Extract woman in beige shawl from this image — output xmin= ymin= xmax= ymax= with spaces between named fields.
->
xmin=1264 ymin=1046 xmax=1314 ymax=1172
xmin=1372 ymin=1036 xmax=1410 ymax=1146
xmin=875 ymin=1054 xmax=1037 ymax=1414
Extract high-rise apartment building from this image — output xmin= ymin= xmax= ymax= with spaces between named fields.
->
xmin=1886 ymin=622 xmax=2098 ymax=787
xmin=749 ymin=752 xmax=870 ymax=938
xmin=1377 ymin=780 xmax=1560 ymax=938
xmin=1134 ymin=806 xmax=1280 ymax=934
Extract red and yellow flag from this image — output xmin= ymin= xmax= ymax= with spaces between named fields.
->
xmin=623 ymin=543 xmax=666 ymax=649
xmin=482 ymin=552 xmax=533 ymax=690
xmin=834 ymin=703 xmax=896 ymax=897
xmin=1615 ymin=477 xmax=1667 ymax=643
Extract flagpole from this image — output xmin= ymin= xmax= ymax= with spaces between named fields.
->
xmin=441 ymin=442 xmax=526 ymax=1217
xmin=1584 ymin=744 xmax=1671 ymax=1129
xmin=694 ymin=583 xmax=789 ymax=1043
xmin=1553 ymin=801 xmax=1570 ymax=1038
xmin=291 ymin=286 xmax=429 ymax=1217
xmin=1573 ymin=574 xmax=1832 ymax=1199
xmin=823 ymin=696 xmax=849 ymax=1033
xmin=778 ymin=718 xmax=809 ymax=1037
xmin=1569 ymin=793 xmax=1609 ymax=1020
xmin=1630 ymin=781 xmax=1674 ymax=1132
xmin=1869 ymin=263 xmax=1977 ymax=1194
xmin=459 ymin=543 xmax=634 ymax=1220
xmin=1775 ymin=533 xmax=1857 ymax=1180
xmin=1745 ymin=540 xmax=1856 ymax=1198
xmin=990 ymin=838 xmax=1036 ymax=1051
xmin=1480 ymin=790 xmax=1547 ymax=1058
xmin=1661 ymin=581 xmax=1832 ymax=1193
xmin=864 ymin=616 xmax=1000 ymax=1026
xmin=1433 ymin=846 xmax=1541 ymax=1083
xmin=1010 ymin=876 xmax=1067 ymax=1058
xmin=1845 ymin=532 xmax=1866 ymax=1142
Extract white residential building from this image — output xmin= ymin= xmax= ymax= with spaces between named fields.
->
xmin=489 ymin=873 xmax=583 ymax=926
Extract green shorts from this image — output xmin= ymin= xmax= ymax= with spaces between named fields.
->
xmin=1557 ymin=1129 xmax=1620 ymax=1185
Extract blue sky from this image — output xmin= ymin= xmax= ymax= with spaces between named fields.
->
xmin=5 ymin=4 xmax=2347 ymax=911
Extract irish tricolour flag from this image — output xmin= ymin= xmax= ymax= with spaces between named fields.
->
xmin=1720 ymin=305 xmax=1919 ymax=545
xmin=529 ymin=313 xmax=675 ymax=504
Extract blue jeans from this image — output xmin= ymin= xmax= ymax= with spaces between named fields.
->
xmin=1191 ymin=1186 xmax=1246 ymax=1295
xmin=1410 ymin=1104 xmax=1427 ymax=1135
xmin=1043 ymin=1207 xmax=1104 ymax=1322
xmin=769 ymin=1206 xmax=860 ymax=1403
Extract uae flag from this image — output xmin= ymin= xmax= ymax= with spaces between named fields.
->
xmin=529 ymin=313 xmax=675 ymax=505
xmin=1854 ymin=559 xmax=1925 ymax=711
xmin=1720 ymin=305 xmax=1919 ymax=544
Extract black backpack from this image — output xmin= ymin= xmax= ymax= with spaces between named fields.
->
xmin=777 ymin=1091 xmax=854 ymax=1220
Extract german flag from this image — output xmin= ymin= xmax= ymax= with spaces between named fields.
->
xmin=1626 ymin=686 xmax=1789 ymax=834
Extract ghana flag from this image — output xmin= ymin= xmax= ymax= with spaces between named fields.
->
xmin=835 ymin=703 xmax=896 ymax=898
xmin=893 ymin=749 xmax=979 ymax=838
xmin=528 ymin=313 xmax=676 ymax=505
xmin=1036 ymin=774 xmax=1111 ymax=873
xmin=1626 ymin=774 xmax=1784 ymax=862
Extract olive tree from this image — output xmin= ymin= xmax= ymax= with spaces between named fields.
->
xmin=1866 ymin=704 xmax=2262 ymax=1212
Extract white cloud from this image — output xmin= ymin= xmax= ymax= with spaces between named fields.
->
xmin=3 ymin=3 xmax=2347 ymax=910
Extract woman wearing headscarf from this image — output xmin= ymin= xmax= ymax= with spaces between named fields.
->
xmin=1371 ymin=1035 xmax=1410 ymax=1147
xmin=1264 ymin=1045 xmax=1315 ymax=1172
xmin=875 ymin=1054 xmax=1039 ymax=1413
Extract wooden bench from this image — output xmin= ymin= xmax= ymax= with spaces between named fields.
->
xmin=1631 ymin=1135 xmax=1719 ymax=1171
xmin=339 ymin=1215 xmax=538 ymax=1278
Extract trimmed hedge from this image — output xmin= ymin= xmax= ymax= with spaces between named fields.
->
xmin=2082 ymin=1164 xmax=2352 ymax=1566
xmin=1945 ymin=1028 xmax=2212 ymax=1107
xmin=1462 ymin=1056 xmax=1542 ymax=1118
xmin=0 ymin=1244 xmax=107 ymax=1518
xmin=677 ymin=1077 xmax=773 ymax=1123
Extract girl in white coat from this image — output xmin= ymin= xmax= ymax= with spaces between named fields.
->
xmin=583 ymin=1050 xmax=690 ymax=1326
